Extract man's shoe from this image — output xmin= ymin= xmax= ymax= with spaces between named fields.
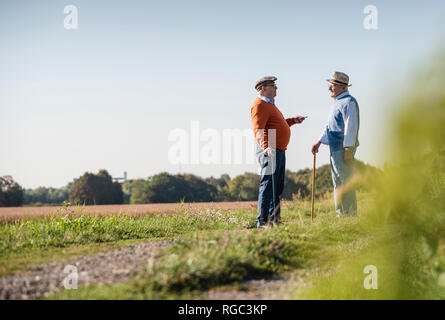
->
xmin=257 ymin=220 xmax=267 ymax=229
xmin=267 ymin=216 xmax=280 ymax=226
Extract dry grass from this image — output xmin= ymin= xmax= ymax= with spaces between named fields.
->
xmin=0 ymin=201 xmax=257 ymax=223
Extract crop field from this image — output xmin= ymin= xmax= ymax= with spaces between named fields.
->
xmin=0 ymin=201 xmax=257 ymax=223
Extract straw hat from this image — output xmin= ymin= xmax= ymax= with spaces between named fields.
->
xmin=326 ymin=71 xmax=352 ymax=87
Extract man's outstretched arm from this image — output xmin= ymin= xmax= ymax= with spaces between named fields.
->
xmin=286 ymin=116 xmax=308 ymax=127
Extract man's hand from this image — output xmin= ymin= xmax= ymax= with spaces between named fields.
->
xmin=291 ymin=116 xmax=308 ymax=124
xmin=264 ymin=147 xmax=275 ymax=157
xmin=344 ymin=148 xmax=353 ymax=163
xmin=311 ymin=141 xmax=321 ymax=154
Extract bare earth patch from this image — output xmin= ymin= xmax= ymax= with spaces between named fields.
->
xmin=204 ymin=270 xmax=315 ymax=300
xmin=0 ymin=240 xmax=174 ymax=300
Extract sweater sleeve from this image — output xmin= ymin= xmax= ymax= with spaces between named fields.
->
xmin=251 ymin=102 xmax=270 ymax=149
xmin=286 ymin=118 xmax=296 ymax=127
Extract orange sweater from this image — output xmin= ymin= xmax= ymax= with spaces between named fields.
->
xmin=250 ymin=97 xmax=295 ymax=151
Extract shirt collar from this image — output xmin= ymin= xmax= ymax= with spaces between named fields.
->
xmin=335 ymin=91 xmax=349 ymax=100
xmin=258 ymin=95 xmax=275 ymax=105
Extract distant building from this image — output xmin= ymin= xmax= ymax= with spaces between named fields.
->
xmin=112 ymin=171 xmax=127 ymax=183
xmin=73 ymin=171 xmax=128 ymax=183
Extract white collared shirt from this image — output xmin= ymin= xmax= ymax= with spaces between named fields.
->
xmin=258 ymin=95 xmax=275 ymax=105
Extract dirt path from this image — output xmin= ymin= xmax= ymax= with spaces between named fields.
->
xmin=0 ymin=238 xmax=321 ymax=300
xmin=203 ymin=270 xmax=315 ymax=300
xmin=0 ymin=240 xmax=174 ymax=300
xmin=0 ymin=238 xmax=316 ymax=300
xmin=0 ymin=201 xmax=257 ymax=222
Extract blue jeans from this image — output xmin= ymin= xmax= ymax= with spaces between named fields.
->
xmin=329 ymin=148 xmax=357 ymax=216
xmin=255 ymin=147 xmax=286 ymax=226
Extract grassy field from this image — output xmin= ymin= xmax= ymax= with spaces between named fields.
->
xmin=0 ymin=205 xmax=255 ymax=276
xmin=5 ymin=191 xmax=441 ymax=300
xmin=2 ymin=188 xmax=445 ymax=299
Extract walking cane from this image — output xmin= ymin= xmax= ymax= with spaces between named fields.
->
xmin=311 ymin=152 xmax=316 ymax=221
xmin=269 ymin=151 xmax=278 ymax=226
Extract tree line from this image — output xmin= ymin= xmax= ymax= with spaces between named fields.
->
xmin=1 ymin=159 xmax=379 ymax=207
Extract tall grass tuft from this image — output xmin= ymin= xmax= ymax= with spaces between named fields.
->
xmin=131 ymin=230 xmax=299 ymax=295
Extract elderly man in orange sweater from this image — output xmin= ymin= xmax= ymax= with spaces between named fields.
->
xmin=251 ymin=76 xmax=307 ymax=228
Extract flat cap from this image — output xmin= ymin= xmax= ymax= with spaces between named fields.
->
xmin=255 ymin=76 xmax=277 ymax=91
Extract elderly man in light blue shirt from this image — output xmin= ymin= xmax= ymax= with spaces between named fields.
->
xmin=312 ymin=72 xmax=360 ymax=216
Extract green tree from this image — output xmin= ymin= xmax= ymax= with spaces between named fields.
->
xmin=183 ymin=174 xmax=217 ymax=202
xmin=0 ymin=188 xmax=5 ymax=205
xmin=282 ymin=170 xmax=310 ymax=199
xmin=205 ymin=174 xmax=230 ymax=189
xmin=112 ymin=181 xmax=124 ymax=204
xmin=225 ymin=172 xmax=260 ymax=201
xmin=286 ymin=165 xmax=333 ymax=199
xmin=130 ymin=179 xmax=147 ymax=204
xmin=143 ymin=172 xmax=185 ymax=203
xmin=143 ymin=172 xmax=217 ymax=203
xmin=69 ymin=170 xmax=123 ymax=205
xmin=23 ymin=183 xmax=72 ymax=205
xmin=206 ymin=174 xmax=232 ymax=201
xmin=122 ymin=179 xmax=146 ymax=204
xmin=0 ymin=176 xmax=24 ymax=207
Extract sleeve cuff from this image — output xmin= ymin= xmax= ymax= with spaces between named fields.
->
xmin=320 ymin=136 xmax=329 ymax=145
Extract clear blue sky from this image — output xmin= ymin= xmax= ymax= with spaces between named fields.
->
xmin=1 ymin=0 xmax=444 ymax=188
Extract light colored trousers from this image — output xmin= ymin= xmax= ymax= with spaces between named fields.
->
xmin=329 ymin=148 xmax=357 ymax=216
